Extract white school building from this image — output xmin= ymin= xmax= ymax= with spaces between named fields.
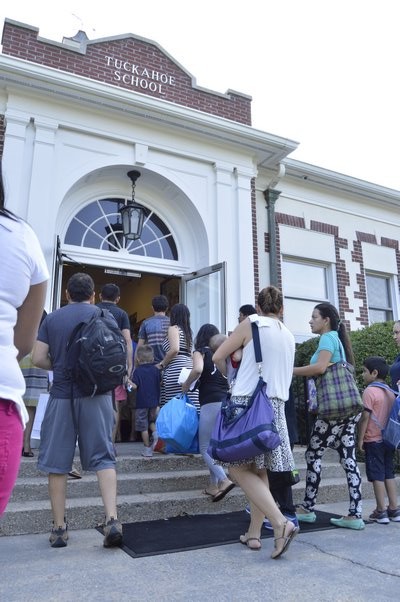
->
xmin=1 ymin=18 xmax=399 ymax=340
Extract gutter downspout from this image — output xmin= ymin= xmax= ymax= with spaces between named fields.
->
xmin=263 ymin=163 xmax=285 ymax=287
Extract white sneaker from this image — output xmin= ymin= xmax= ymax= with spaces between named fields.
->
xmin=141 ymin=446 xmax=153 ymax=457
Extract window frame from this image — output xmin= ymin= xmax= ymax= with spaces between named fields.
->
xmin=281 ymin=256 xmax=338 ymax=342
xmin=365 ymin=271 xmax=397 ymax=324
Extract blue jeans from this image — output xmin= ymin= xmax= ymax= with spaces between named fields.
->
xmin=199 ymin=402 xmax=227 ymax=485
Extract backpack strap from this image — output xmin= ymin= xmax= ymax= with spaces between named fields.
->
xmin=367 ymin=382 xmax=397 ymax=431
xmin=368 ymin=382 xmax=398 ymax=395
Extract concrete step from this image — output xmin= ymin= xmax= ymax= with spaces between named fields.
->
xmin=1 ymin=444 xmax=380 ymax=537
xmin=1 ymin=487 xmax=247 ymax=536
xmin=5 ymin=475 xmax=398 ymax=537
xmin=14 ymin=443 xmax=349 ymax=477
xmin=10 ymin=469 xmax=212 ymax=502
xmin=10 ymin=456 xmax=355 ymax=503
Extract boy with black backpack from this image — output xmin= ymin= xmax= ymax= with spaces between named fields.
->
xmin=358 ymin=356 xmax=400 ymax=524
xmin=32 ymin=273 xmax=123 ymax=548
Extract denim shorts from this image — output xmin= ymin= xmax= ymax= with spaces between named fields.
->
xmin=135 ymin=407 xmax=158 ymax=432
xmin=38 ymin=394 xmax=116 ymax=473
xmin=364 ymin=440 xmax=395 ymax=482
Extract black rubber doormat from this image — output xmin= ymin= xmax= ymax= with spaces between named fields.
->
xmin=97 ymin=509 xmax=342 ymax=558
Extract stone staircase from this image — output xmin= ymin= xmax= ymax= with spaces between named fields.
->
xmin=1 ymin=443 xmax=396 ymax=537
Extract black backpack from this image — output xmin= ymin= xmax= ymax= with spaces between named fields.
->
xmin=65 ymin=308 xmax=127 ymax=397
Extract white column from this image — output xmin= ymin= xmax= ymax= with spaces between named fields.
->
xmin=2 ymin=110 xmax=31 ymax=218
xmin=26 ymin=117 xmax=58 ymax=258
xmin=213 ymin=163 xmax=255 ymax=332
xmin=235 ymin=167 xmax=256 ymax=305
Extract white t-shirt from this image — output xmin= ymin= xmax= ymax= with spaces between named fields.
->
xmin=0 ymin=213 xmax=49 ymax=425
xmin=232 ymin=314 xmax=295 ymax=400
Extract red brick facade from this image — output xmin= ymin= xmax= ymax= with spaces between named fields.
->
xmin=1 ymin=20 xmax=252 ymax=125
xmin=268 ymin=213 xmax=379 ymax=329
xmin=0 ymin=115 xmax=4 ymax=156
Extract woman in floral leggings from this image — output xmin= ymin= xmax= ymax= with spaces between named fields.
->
xmin=293 ymin=302 xmax=364 ymax=530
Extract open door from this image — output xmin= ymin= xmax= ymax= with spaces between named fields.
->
xmin=181 ymin=262 xmax=226 ymax=336
xmin=51 ymin=235 xmax=64 ymax=310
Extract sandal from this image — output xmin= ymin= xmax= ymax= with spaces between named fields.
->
xmin=204 ymin=486 xmax=219 ymax=496
xmin=212 ymin=481 xmax=235 ymax=502
xmin=271 ymin=520 xmax=298 ymax=559
xmin=239 ymin=534 xmax=262 ymax=550
xmin=68 ymin=469 xmax=82 ymax=479
xmin=22 ymin=450 xmax=34 ymax=457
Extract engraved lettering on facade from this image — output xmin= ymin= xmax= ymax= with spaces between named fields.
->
xmin=105 ymin=55 xmax=176 ymax=96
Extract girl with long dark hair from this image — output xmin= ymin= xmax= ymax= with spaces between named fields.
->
xmin=160 ymin=303 xmax=199 ymax=410
xmin=182 ymin=323 xmax=235 ymax=501
xmin=293 ymin=302 xmax=364 ymax=529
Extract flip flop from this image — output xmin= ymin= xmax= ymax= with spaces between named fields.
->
xmin=239 ymin=534 xmax=262 ymax=550
xmin=22 ymin=450 xmax=34 ymax=457
xmin=212 ymin=482 xmax=235 ymax=502
xmin=271 ymin=520 xmax=299 ymax=559
xmin=203 ymin=487 xmax=219 ymax=496
xmin=68 ymin=469 xmax=82 ymax=479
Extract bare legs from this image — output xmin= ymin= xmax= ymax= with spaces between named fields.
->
xmin=48 ymin=474 xmax=68 ymax=528
xmin=97 ymin=468 xmax=119 ymax=521
xmin=229 ymin=463 xmax=297 ymax=557
xmin=373 ymin=478 xmax=399 ymax=511
xmin=112 ymin=407 xmax=121 ymax=443
xmin=48 ymin=467 xmax=118 ymax=528
xmin=23 ymin=406 xmax=36 ymax=454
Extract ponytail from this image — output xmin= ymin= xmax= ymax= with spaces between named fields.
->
xmin=315 ymin=302 xmax=355 ymax=366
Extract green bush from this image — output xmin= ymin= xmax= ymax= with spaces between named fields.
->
xmin=349 ymin=321 xmax=398 ymax=389
xmin=294 ymin=321 xmax=397 ymax=391
xmin=295 ymin=336 xmax=319 ymax=367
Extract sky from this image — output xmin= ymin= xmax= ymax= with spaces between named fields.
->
xmin=1 ymin=0 xmax=400 ymax=190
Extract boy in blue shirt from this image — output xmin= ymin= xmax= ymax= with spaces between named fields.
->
xmin=358 ymin=356 xmax=400 ymax=523
xmin=131 ymin=345 xmax=161 ymax=458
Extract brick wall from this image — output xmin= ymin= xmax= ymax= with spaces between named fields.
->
xmin=1 ymin=21 xmax=252 ymax=125
xmin=352 ymin=240 xmax=369 ymax=326
xmin=268 ymin=213 xmax=362 ymax=329
xmin=0 ymin=114 xmax=4 ymax=156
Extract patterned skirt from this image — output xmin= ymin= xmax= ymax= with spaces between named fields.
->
xmin=20 ymin=355 xmax=49 ymax=408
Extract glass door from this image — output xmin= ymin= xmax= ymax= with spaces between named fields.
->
xmin=181 ymin=262 xmax=226 ymax=337
xmin=51 ymin=235 xmax=63 ymax=310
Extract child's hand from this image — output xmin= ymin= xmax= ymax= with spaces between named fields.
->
xmin=231 ymin=349 xmax=242 ymax=363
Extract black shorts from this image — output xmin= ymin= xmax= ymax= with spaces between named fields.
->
xmin=364 ymin=441 xmax=395 ymax=482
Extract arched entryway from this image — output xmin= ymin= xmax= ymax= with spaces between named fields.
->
xmin=54 ymin=166 xmax=226 ymax=336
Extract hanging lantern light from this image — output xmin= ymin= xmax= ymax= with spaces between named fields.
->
xmin=119 ymin=170 xmax=145 ymax=240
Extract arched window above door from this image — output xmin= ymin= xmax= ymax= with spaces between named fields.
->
xmin=64 ymin=198 xmax=178 ymax=260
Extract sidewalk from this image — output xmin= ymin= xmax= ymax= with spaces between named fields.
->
xmin=1 ymin=497 xmax=399 ymax=601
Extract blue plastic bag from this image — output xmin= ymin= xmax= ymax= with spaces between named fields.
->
xmin=165 ymin=435 xmax=199 ymax=454
xmin=156 ymin=393 xmax=199 ymax=452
